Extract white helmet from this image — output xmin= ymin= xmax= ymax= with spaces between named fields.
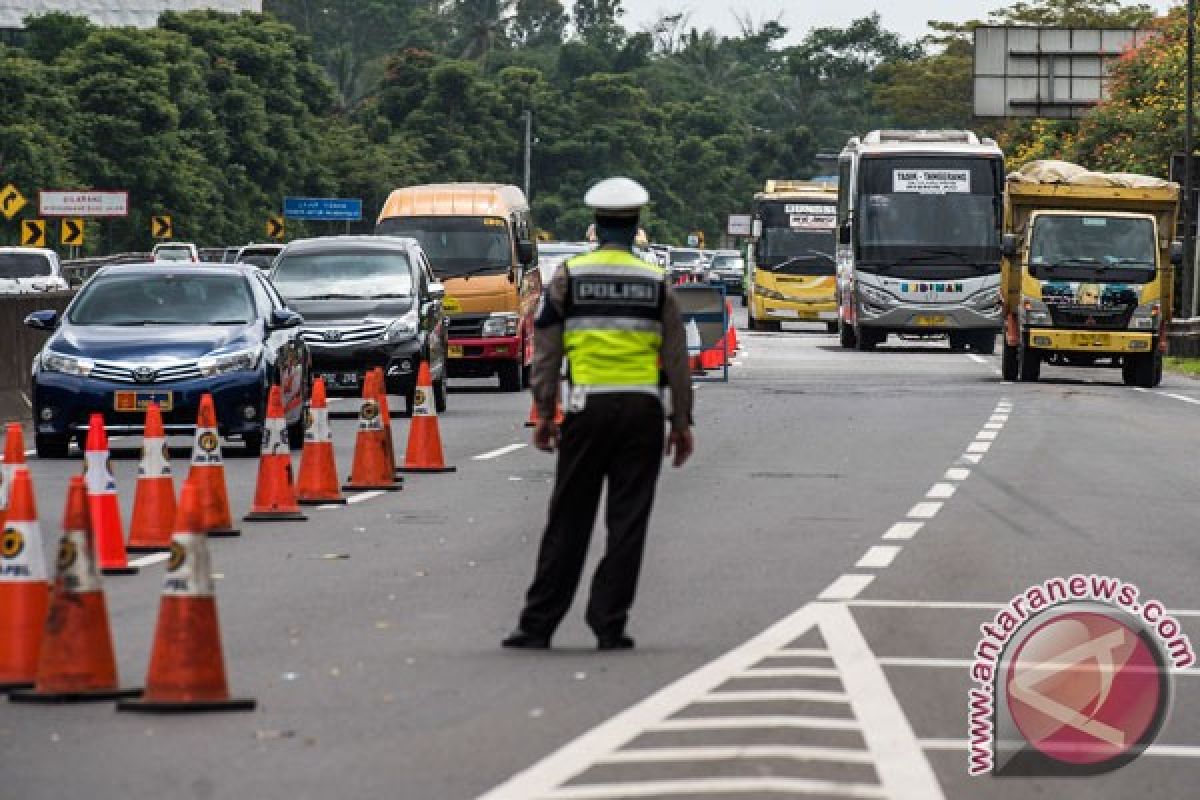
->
xmin=584 ymin=177 xmax=649 ymax=217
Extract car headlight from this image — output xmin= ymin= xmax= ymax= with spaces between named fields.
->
xmin=1130 ymin=302 xmax=1160 ymax=330
xmin=859 ymin=284 xmax=896 ymax=308
xmin=198 ymin=346 xmax=262 ymax=377
xmin=1022 ymin=296 xmax=1050 ymax=325
xmin=968 ymin=288 xmax=1003 ymax=311
xmin=385 ymin=310 xmax=420 ymax=341
xmin=41 ymin=350 xmax=94 ymax=377
xmin=482 ymin=313 xmax=519 ymax=337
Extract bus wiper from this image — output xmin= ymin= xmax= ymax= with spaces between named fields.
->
xmin=896 ymin=248 xmax=973 ymax=261
xmin=1105 ymin=258 xmax=1155 ymax=267
xmin=453 ymin=265 xmax=507 ymax=280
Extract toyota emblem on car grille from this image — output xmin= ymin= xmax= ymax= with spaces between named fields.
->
xmin=133 ymin=367 xmax=157 ymax=383
xmin=323 ymin=330 xmax=343 ymax=342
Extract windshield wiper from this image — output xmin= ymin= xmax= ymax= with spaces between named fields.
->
xmin=210 ymin=319 xmax=251 ymax=325
xmin=452 ymin=265 xmax=508 ymax=280
xmin=1105 ymin=258 xmax=1155 ymax=267
xmin=287 ymin=293 xmax=364 ymax=300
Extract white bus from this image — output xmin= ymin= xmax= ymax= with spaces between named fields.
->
xmin=835 ymin=130 xmax=1005 ymax=352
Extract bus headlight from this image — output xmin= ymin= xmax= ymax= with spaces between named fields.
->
xmin=1021 ymin=297 xmax=1050 ymax=325
xmin=968 ymin=288 xmax=1002 ymax=311
xmin=1130 ymin=302 xmax=1160 ymax=330
xmin=859 ymin=284 xmax=896 ymax=308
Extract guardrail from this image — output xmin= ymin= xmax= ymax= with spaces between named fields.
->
xmin=1167 ymin=318 xmax=1200 ymax=358
xmin=0 ymin=291 xmax=74 ymax=424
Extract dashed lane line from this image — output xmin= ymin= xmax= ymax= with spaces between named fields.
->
xmin=346 ymin=490 xmax=385 ymax=505
xmin=128 ymin=552 xmax=170 ymax=569
xmin=943 ymin=468 xmax=970 ymax=481
xmin=926 ymin=482 xmax=956 ymax=499
xmin=473 ymin=443 xmax=528 ymax=461
xmin=819 ymin=574 xmax=876 ymax=600
xmin=856 ymin=545 xmax=901 ymax=569
xmin=907 ymin=501 xmax=943 ymax=519
xmin=883 ymin=521 xmax=924 ymax=540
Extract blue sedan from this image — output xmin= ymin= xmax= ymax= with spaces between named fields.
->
xmin=26 ymin=263 xmax=310 ymax=458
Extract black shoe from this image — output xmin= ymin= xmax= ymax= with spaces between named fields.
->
xmin=502 ymin=629 xmax=551 ymax=650
xmin=597 ymin=634 xmax=635 ymax=651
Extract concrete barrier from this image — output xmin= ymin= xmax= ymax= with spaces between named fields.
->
xmin=1168 ymin=318 xmax=1200 ymax=358
xmin=0 ymin=292 xmax=74 ymax=425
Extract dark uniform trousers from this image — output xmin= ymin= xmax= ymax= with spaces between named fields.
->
xmin=519 ymin=393 xmax=665 ymax=639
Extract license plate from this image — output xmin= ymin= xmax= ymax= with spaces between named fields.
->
xmin=768 ymin=309 xmax=799 ymax=319
xmin=448 ymin=345 xmax=464 ymax=359
xmin=1074 ymin=333 xmax=1110 ymax=347
xmin=915 ymin=315 xmax=946 ymax=327
xmin=798 ymin=310 xmax=818 ymax=320
xmin=318 ymin=371 xmax=359 ymax=388
xmin=114 ymin=391 xmax=173 ymax=412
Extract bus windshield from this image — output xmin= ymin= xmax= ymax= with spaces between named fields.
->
xmin=756 ymin=201 xmax=836 ymax=276
xmin=856 ymin=156 xmax=1002 ymax=278
xmin=376 ymin=216 xmax=512 ymax=278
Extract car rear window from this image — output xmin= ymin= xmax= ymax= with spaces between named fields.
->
xmin=272 ymin=251 xmax=414 ymax=300
xmin=70 ymin=273 xmax=254 ymax=325
xmin=0 ymin=252 xmax=53 ymax=278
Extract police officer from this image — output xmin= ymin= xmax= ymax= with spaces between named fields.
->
xmin=503 ymin=178 xmax=695 ymax=651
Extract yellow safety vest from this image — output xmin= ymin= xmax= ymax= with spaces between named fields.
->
xmin=562 ymin=249 xmax=666 ymax=392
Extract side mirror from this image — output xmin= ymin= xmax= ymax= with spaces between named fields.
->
xmin=751 ymin=219 xmax=762 ymax=239
xmin=268 ymin=309 xmax=303 ymax=329
xmin=1002 ymin=233 xmax=1019 ymax=258
xmin=24 ymin=310 xmax=59 ymax=331
xmin=838 ymin=222 xmax=851 ymax=245
xmin=428 ymin=281 xmax=445 ymax=299
xmin=517 ymin=239 xmax=535 ymax=266
xmin=1171 ymin=240 xmax=1184 ymax=266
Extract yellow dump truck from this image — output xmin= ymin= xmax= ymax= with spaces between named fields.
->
xmin=1000 ymin=162 xmax=1182 ymax=387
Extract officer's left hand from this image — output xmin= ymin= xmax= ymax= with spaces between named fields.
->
xmin=534 ymin=419 xmax=560 ymax=452
xmin=666 ymin=428 xmax=694 ymax=467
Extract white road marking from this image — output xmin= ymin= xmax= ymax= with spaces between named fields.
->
xmin=698 ymin=689 xmax=850 ymax=704
xmin=878 ymin=657 xmax=971 ymax=669
xmin=473 ymin=443 xmax=528 ymax=461
xmin=983 ymin=422 xmax=1004 ymax=430
xmin=597 ymin=745 xmax=875 ymax=765
xmin=346 ymin=490 xmax=384 ymax=505
xmin=128 ymin=552 xmax=169 ymax=568
xmin=24 ymin=448 xmax=36 ymax=456
xmin=650 ymin=715 xmax=862 ymax=733
xmin=856 ymin=545 xmax=901 ymax=569
xmin=763 ymin=648 xmax=831 ymax=659
xmin=967 ymin=354 xmax=988 ymax=364
xmin=883 ymin=521 xmax=924 ymax=540
xmin=843 ymin=598 xmax=1200 ymax=618
xmin=926 ymin=483 xmax=956 ymax=499
xmin=959 ymin=453 xmax=984 ymax=465
xmin=966 ymin=441 xmax=991 ymax=454
xmin=975 ymin=430 xmax=998 ymax=441
xmin=822 ymin=603 xmax=945 ymax=799
xmin=988 ymin=415 xmax=1008 ymax=423
xmin=906 ymin=501 xmax=942 ymax=519
xmin=317 ymin=503 xmax=343 ymax=511
xmin=819 ymin=574 xmax=875 ymax=600
xmin=1161 ymin=392 xmax=1200 ymax=405
xmin=742 ymin=666 xmax=841 ymax=678
xmin=919 ymin=739 xmax=1200 ymax=759
xmin=542 ymin=777 xmax=887 ymax=798
xmin=943 ymin=468 xmax=970 ymax=481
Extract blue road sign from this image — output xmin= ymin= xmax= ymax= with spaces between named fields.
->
xmin=283 ymin=197 xmax=363 ymax=221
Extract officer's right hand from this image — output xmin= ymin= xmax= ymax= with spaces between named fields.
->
xmin=666 ymin=428 xmax=694 ymax=468
xmin=534 ymin=419 xmax=560 ymax=452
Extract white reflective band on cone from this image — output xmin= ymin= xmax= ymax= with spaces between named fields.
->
xmin=1 ymin=518 xmax=47 ymax=582
xmin=304 ymin=407 xmax=332 ymax=444
xmin=0 ymin=463 xmax=15 ymax=511
xmin=163 ymin=533 xmax=214 ymax=597
xmin=57 ymin=529 xmax=101 ymax=593
xmin=138 ymin=437 xmax=172 ymax=478
xmin=191 ymin=427 xmax=224 ymax=466
xmin=261 ymin=416 xmax=289 ymax=456
xmin=84 ymin=450 xmax=117 ymax=495
xmin=358 ymin=399 xmax=384 ymax=431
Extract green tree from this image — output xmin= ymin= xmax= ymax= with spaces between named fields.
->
xmin=572 ymin=0 xmax=624 ymax=48
xmin=511 ymin=0 xmax=567 ymax=47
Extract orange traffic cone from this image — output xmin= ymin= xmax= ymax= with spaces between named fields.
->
xmin=127 ymin=403 xmax=177 ymax=553
xmin=1 ymin=422 xmax=30 ymax=532
xmin=343 ymin=376 xmax=401 ymax=492
xmin=296 ymin=378 xmax=344 ymax=505
xmin=83 ymin=414 xmax=137 ymax=576
xmin=398 ymin=362 xmax=456 ymax=473
xmin=187 ymin=394 xmax=240 ymax=538
xmin=116 ymin=480 xmax=255 ymax=713
xmin=9 ymin=477 xmax=141 ymax=703
xmin=365 ymin=368 xmax=401 ymax=477
xmin=524 ymin=395 xmax=564 ymax=428
xmin=244 ymin=386 xmax=306 ymax=521
xmin=0 ymin=470 xmax=48 ymax=691
xmin=726 ymin=300 xmax=738 ymax=354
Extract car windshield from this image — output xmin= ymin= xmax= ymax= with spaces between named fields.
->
xmin=238 ymin=251 xmax=278 ymax=270
xmin=376 ymin=216 xmax=512 ymax=277
xmin=272 ymin=251 xmax=414 ymax=300
xmin=671 ymin=250 xmax=702 ymax=266
xmin=70 ymin=273 xmax=254 ymax=325
xmin=0 ymin=252 xmax=53 ymax=278
xmin=712 ymin=255 xmax=745 ymax=272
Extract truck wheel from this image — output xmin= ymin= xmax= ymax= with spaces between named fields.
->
xmin=839 ymin=319 xmax=857 ymax=349
xmin=1132 ymin=352 xmax=1163 ymax=389
xmin=434 ymin=377 xmax=448 ymax=413
xmin=498 ymin=362 xmax=523 ymax=392
xmin=971 ymin=332 xmax=997 ymax=355
xmin=34 ymin=433 xmax=69 ymax=459
xmin=855 ymin=326 xmax=879 ymax=352
xmin=825 ymin=321 xmax=839 ymax=334
xmin=1001 ymin=341 xmax=1019 ymax=381
xmin=1018 ymin=341 xmax=1041 ymax=382
xmin=948 ymin=332 xmax=968 ymax=352
xmin=1121 ymin=358 xmax=1137 ymax=386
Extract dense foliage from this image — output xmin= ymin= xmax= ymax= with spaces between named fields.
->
xmin=0 ymin=0 xmax=1182 ymax=252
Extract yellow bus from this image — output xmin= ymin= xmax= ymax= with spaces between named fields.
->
xmin=376 ymin=184 xmax=539 ymax=391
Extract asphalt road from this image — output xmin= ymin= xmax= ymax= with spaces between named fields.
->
xmin=4 ymin=311 xmax=1200 ymax=800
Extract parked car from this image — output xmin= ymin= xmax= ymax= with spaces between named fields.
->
xmin=0 ymin=247 xmax=69 ymax=293
xmin=709 ymin=249 xmax=746 ymax=296
xmin=236 ymin=243 xmax=285 ymax=270
xmin=270 ymin=236 xmax=448 ymax=415
xmin=26 ymin=264 xmax=309 ymax=458
xmin=152 ymin=242 xmax=199 ymax=263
